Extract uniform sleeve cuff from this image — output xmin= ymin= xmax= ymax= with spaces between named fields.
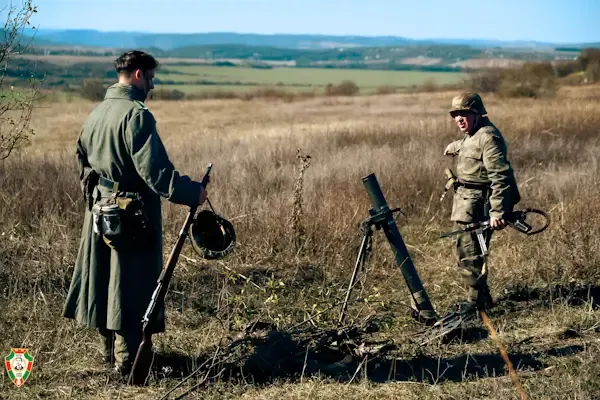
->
xmin=490 ymin=210 xmax=505 ymax=219
xmin=169 ymin=179 xmax=203 ymax=206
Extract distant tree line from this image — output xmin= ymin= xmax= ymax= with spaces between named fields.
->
xmin=24 ymin=43 xmax=487 ymax=66
xmin=468 ymin=48 xmax=600 ymax=98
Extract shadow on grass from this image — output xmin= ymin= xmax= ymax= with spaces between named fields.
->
xmin=144 ymin=281 xmax=598 ymax=394
xmin=149 ymin=328 xmax=584 ymax=389
xmin=502 ymin=282 xmax=599 ymax=307
xmin=491 ymin=282 xmax=600 ymax=317
xmin=366 ymin=345 xmax=584 ymax=384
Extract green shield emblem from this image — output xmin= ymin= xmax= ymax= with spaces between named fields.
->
xmin=5 ymin=348 xmax=34 ymax=387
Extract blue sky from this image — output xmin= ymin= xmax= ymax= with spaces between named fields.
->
xmin=12 ymin=0 xmax=600 ymax=43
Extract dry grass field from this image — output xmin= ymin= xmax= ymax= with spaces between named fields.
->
xmin=1 ymin=84 xmax=600 ymax=399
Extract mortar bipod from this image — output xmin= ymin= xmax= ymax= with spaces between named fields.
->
xmin=338 ymin=206 xmax=404 ymax=325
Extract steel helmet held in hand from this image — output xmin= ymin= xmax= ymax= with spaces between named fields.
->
xmin=189 ymin=209 xmax=236 ymax=260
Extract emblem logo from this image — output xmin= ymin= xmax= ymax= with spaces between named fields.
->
xmin=5 ymin=348 xmax=34 ymax=387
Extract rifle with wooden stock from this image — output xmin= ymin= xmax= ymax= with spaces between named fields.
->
xmin=128 ymin=163 xmax=212 ymax=385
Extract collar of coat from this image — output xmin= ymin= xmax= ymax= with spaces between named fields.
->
xmin=467 ymin=117 xmax=491 ymax=136
xmin=104 ymin=83 xmax=147 ymax=102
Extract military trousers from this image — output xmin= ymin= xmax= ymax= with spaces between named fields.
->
xmin=454 ymin=222 xmax=493 ymax=306
xmin=98 ymin=327 xmax=142 ymax=374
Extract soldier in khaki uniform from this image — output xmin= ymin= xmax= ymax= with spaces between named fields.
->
xmin=443 ymin=92 xmax=520 ymax=314
xmin=62 ymin=50 xmax=208 ymax=376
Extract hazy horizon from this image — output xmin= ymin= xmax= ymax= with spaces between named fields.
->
xmin=31 ymin=28 xmax=600 ymax=46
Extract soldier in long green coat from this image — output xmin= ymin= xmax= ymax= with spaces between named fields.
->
xmin=443 ymin=92 xmax=520 ymax=314
xmin=62 ymin=50 xmax=207 ymax=376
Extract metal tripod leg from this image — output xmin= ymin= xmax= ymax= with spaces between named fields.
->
xmin=338 ymin=225 xmax=373 ymax=325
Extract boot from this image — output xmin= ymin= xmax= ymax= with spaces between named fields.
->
xmin=455 ymin=300 xmax=477 ymax=317
xmin=98 ymin=328 xmax=115 ymax=366
xmin=114 ymin=330 xmax=142 ymax=378
xmin=476 ymin=285 xmax=494 ymax=312
xmin=114 ymin=361 xmax=133 ymax=377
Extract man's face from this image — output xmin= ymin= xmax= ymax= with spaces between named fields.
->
xmin=132 ymin=68 xmax=155 ymax=98
xmin=451 ymin=110 xmax=477 ymax=133
xmin=14 ymin=357 xmax=24 ymax=370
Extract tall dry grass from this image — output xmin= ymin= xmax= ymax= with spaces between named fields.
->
xmin=1 ymin=86 xmax=600 ymax=398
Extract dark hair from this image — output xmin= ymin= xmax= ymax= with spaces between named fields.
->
xmin=114 ymin=50 xmax=159 ymax=75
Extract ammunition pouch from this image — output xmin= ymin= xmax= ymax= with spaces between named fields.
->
xmin=91 ymin=177 xmax=151 ymax=251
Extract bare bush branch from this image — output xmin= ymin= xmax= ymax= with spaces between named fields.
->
xmin=0 ymin=0 xmax=41 ymax=160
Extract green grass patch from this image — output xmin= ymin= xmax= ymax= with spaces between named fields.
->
xmin=156 ymin=83 xmax=320 ymax=94
xmin=156 ymin=65 xmax=467 ymax=89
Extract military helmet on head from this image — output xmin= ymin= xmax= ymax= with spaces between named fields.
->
xmin=449 ymin=92 xmax=487 ymax=116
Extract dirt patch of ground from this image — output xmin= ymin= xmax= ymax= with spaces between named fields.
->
xmin=399 ymin=57 xmax=443 ymax=66
xmin=451 ymin=58 xmax=527 ymax=69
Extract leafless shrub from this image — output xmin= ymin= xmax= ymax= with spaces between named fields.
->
xmin=290 ymin=148 xmax=311 ymax=252
xmin=149 ymin=88 xmax=186 ymax=100
xmin=0 ymin=0 xmax=41 ymax=159
xmin=376 ymin=85 xmax=397 ymax=95
xmin=325 ymin=80 xmax=360 ymax=96
xmin=79 ymin=78 xmax=108 ymax=101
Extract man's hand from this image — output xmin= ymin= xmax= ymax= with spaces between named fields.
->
xmin=444 ymin=142 xmax=458 ymax=156
xmin=490 ymin=217 xmax=506 ymax=230
xmin=198 ymin=186 xmax=208 ymax=206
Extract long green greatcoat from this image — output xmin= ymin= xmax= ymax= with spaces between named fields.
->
xmin=445 ymin=119 xmax=521 ymax=223
xmin=62 ymin=83 xmax=202 ymax=333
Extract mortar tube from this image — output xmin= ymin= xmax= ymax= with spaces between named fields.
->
xmin=362 ymin=173 xmax=438 ymax=321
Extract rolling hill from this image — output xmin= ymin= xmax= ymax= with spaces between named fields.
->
xmin=29 ymin=29 xmax=600 ymax=51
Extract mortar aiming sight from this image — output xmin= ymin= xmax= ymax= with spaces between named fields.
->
xmin=339 ymin=173 xmax=438 ymax=325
